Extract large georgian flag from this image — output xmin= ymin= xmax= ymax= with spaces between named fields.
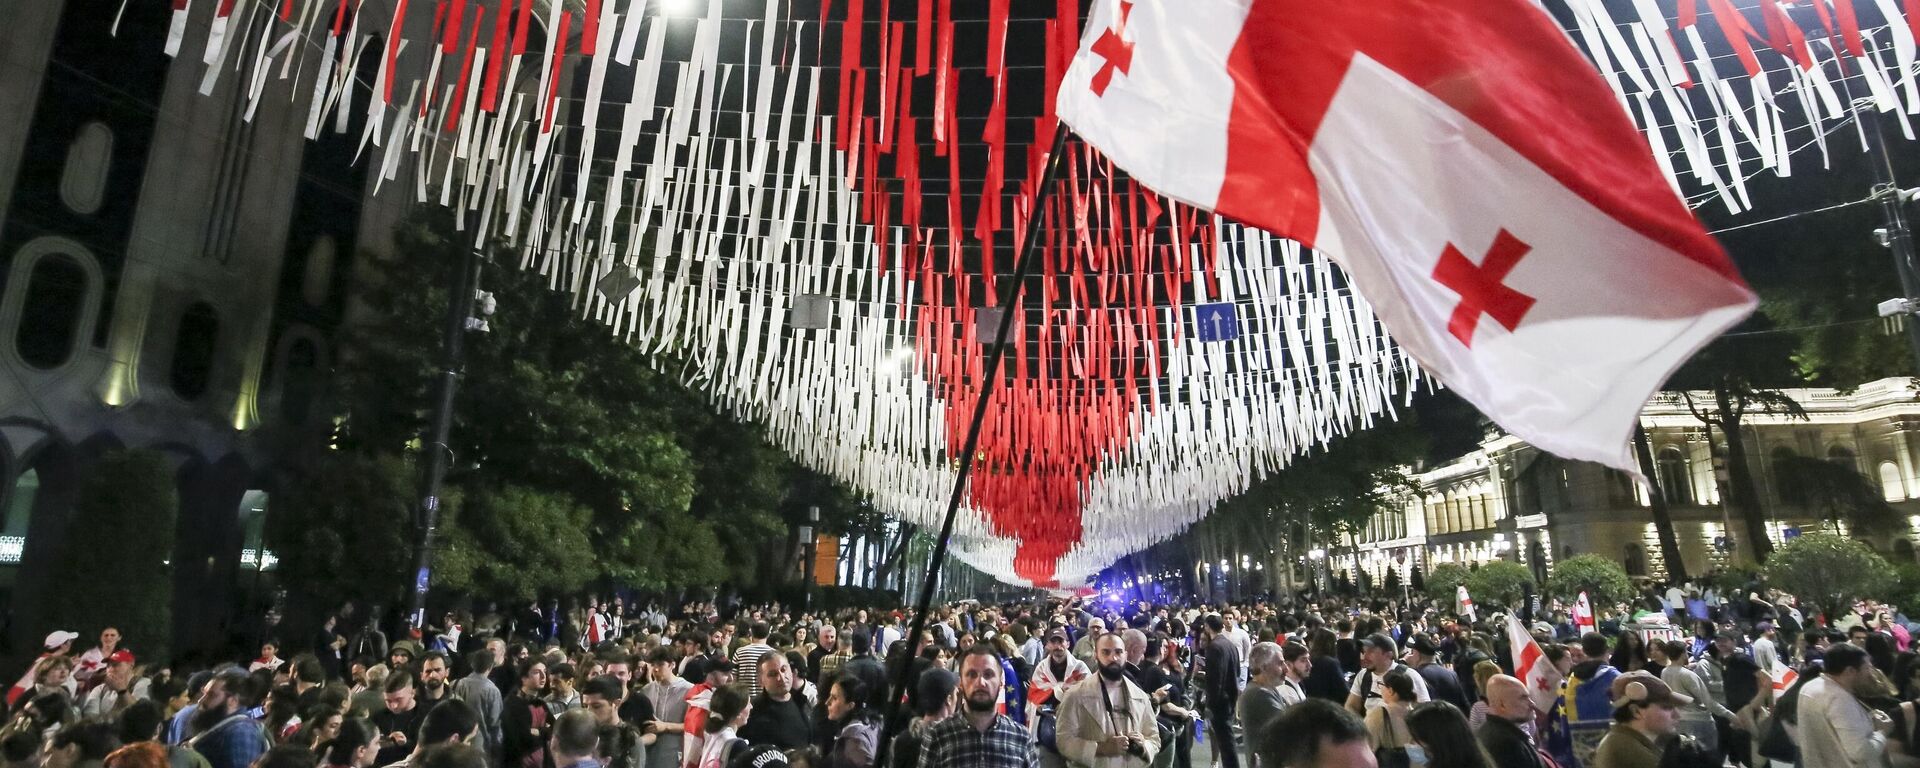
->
xmin=1507 ymin=614 xmax=1563 ymax=712
xmin=1055 ymin=0 xmax=1757 ymax=471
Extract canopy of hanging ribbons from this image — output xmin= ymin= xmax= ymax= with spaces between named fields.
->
xmin=146 ymin=0 xmax=1919 ymax=586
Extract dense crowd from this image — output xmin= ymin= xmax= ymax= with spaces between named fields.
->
xmin=2 ymin=578 xmax=1915 ymax=768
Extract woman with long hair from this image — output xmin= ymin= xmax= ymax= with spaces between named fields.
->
xmin=822 ymin=676 xmax=878 ymax=768
xmin=1406 ymin=701 xmax=1495 ymax=768
xmin=698 ymin=685 xmax=752 ymax=768
xmin=319 ymin=718 xmax=381 ymax=768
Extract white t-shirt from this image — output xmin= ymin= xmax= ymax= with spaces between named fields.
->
xmin=1348 ymin=663 xmax=1431 ymax=711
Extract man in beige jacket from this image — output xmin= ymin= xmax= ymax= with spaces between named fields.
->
xmin=1055 ymin=633 xmax=1161 ymax=768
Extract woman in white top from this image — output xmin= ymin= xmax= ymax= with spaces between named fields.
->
xmin=697 ymin=684 xmax=752 ymax=768
xmin=1654 ymin=639 xmax=1733 ymax=750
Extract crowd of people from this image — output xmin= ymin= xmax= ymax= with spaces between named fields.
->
xmin=1 ymin=578 xmax=1916 ymax=768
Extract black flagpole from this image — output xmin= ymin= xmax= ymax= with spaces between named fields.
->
xmin=871 ymin=123 xmax=1073 ymax=765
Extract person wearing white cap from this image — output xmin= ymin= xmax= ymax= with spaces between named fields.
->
xmin=6 ymin=630 xmax=78 ymax=707
xmin=1592 ymin=671 xmax=1689 ymax=768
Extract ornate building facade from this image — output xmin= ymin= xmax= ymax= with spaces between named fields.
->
xmin=0 ymin=0 xmax=422 ymax=658
xmin=1337 ymin=377 xmax=1920 ymax=587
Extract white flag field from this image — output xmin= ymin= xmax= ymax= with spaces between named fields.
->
xmin=1507 ymin=613 xmax=1565 ymax=712
xmin=1056 ymin=0 xmax=1758 ymax=472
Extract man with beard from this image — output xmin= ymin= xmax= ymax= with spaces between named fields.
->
xmin=418 ymin=653 xmax=452 ymax=708
xmin=918 ymin=645 xmax=1039 ymax=768
xmin=1025 ymin=628 xmax=1089 ymax=729
xmin=371 ymin=672 xmax=429 ymax=766
xmin=1056 ymin=633 xmax=1160 ymax=768
xmin=187 ymin=669 xmax=268 ymax=768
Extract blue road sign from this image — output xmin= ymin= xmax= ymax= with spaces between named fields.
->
xmin=1782 ymin=526 xmax=1802 ymax=539
xmin=1196 ymin=303 xmax=1238 ymax=342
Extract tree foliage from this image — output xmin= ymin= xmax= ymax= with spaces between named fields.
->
xmin=1766 ymin=532 xmax=1891 ymax=620
xmin=435 ymin=485 xmax=596 ymax=600
xmin=265 ymin=453 xmax=416 ymax=608
xmin=1424 ymin=563 xmax=1472 ymax=604
xmin=1545 ymin=554 xmax=1634 ymax=607
xmin=1465 ymin=560 xmax=1535 ymax=608
xmin=45 ymin=450 xmax=176 ymax=661
xmin=323 ymin=208 xmax=869 ymax=599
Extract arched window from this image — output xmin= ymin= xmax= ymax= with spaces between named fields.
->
xmin=1657 ymin=447 xmax=1693 ymax=505
xmin=169 ymin=302 xmax=219 ymax=400
xmin=15 ymin=255 xmax=87 ymax=369
xmin=1624 ymin=543 xmax=1648 ymax=576
xmin=1881 ymin=461 xmax=1906 ymax=502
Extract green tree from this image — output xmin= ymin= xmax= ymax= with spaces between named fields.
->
xmin=45 ymin=450 xmax=176 ymax=661
xmin=1545 ymin=554 xmax=1635 ymax=607
xmin=1765 ymin=532 xmax=1892 ymax=620
xmin=1424 ymin=563 xmax=1472 ymax=604
xmin=435 ymin=486 xmax=596 ymax=600
xmin=265 ymin=453 xmax=415 ymax=609
xmin=1665 ymin=314 xmax=1809 ymax=562
xmin=1465 ymin=560 xmax=1535 ymax=608
xmin=1203 ymin=421 xmax=1427 ymax=594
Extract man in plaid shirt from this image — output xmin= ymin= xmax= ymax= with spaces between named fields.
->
xmin=919 ymin=644 xmax=1039 ymax=768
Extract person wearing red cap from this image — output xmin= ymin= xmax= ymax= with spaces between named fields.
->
xmin=78 ymin=649 xmax=145 ymax=719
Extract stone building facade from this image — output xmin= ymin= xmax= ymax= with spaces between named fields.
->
xmin=1336 ymin=377 xmax=1920 ymax=588
xmin=0 ymin=0 xmax=431 ymax=658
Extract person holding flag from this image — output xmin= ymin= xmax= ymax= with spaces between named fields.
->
xmin=1572 ymin=593 xmax=1598 ymax=638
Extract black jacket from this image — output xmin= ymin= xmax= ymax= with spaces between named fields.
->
xmin=1203 ymin=635 xmax=1242 ymax=705
xmin=501 ymin=692 xmax=561 ymax=768
xmin=737 ymin=694 xmax=815 ymax=751
xmin=1477 ymin=716 xmax=1546 ymax=768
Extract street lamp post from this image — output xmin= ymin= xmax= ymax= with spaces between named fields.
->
xmin=406 ymin=246 xmax=490 ymax=631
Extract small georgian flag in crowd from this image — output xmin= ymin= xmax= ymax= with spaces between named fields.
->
xmin=1055 ymin=0 xmax=1756 ymax=473
xmin=1506 ymin=613 xmax=1561 ymax=712
xmin=1573 ymin=591 xmax=1597 ymax=636
xmin=1457 ymin=584 xmax=1477 ymax=623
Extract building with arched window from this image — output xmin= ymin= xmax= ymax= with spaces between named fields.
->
xmin=0 ymin=0 xmax=448 ymax=661
xmin=1337 ymin=377 xmax=1920 ymax=588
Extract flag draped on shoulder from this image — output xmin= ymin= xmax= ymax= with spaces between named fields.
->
xmin=1055 ymin=0 xmax=1756 ymax=472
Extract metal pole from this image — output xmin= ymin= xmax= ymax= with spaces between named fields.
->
xmin=407 ymin=245 xmax=483 ymax=630
xmin=871 ymin=125 xmax=1071 ymax=767
xmin=1836 ymin=56 xmax=1920 ymax=369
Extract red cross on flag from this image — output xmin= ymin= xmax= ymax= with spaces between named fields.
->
xmin=1506 ymin=614 xmax=1562 ymax=713
xmin=1055 ymin=0 xmax=1757 ymax=471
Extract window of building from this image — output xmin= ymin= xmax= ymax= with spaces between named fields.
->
xmin=15 ymin=255 xmax=87 ymax=369
xmin=169 ymin=302 xmax=219 ymax=400
xmin=0 ymin=469 xmax=36 ymax=565
xmin=1657 ymin=447 xmax=1693 ymax=505
xmin=1881 ymin=461 xmax=1906 ymax=502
